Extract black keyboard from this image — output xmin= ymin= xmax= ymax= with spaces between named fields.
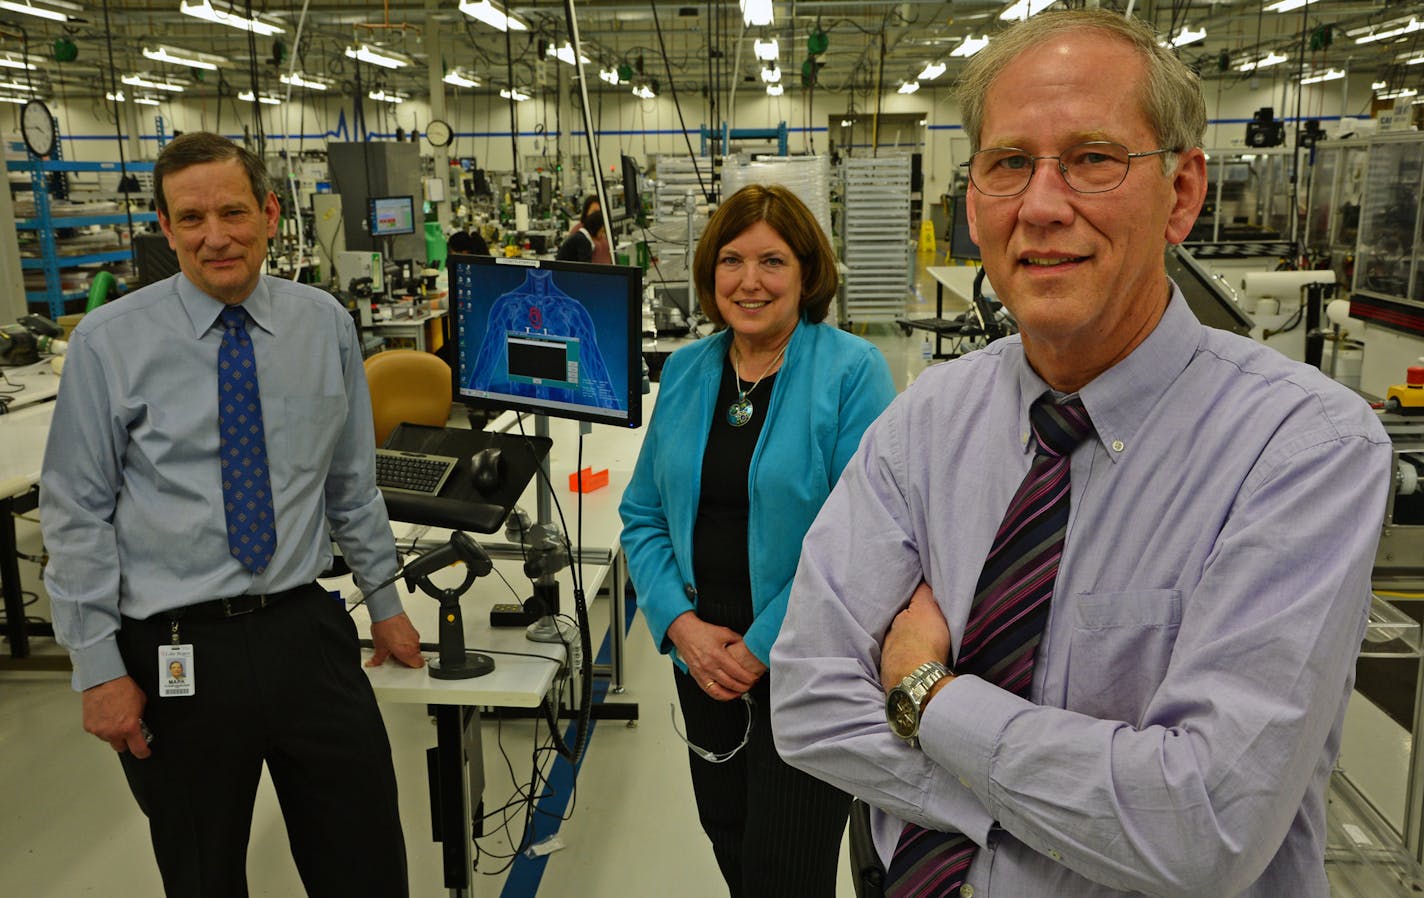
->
xmin=375 ymin=449 xmax=460 ymax=497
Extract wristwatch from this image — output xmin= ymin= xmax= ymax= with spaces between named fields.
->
xmin=886 ymin=660 xmax=953 ymax=746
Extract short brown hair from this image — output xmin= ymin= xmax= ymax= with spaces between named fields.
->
xmin=693 ymin=184 xmax=838 ymax=326
xmin=956 ymin=9 xmax=1206 ymax=167
xmin=154 ymin=132 xmax=270 ymax=216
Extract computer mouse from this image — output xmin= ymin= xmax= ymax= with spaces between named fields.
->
xmin=470 ymin=447 xmax=503 ymax=493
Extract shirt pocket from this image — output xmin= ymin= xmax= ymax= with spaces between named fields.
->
xmin=1063 ymin=588 xmax=1182 ymax=724
xmin=279 ymin=394 xmax=345 ymax=474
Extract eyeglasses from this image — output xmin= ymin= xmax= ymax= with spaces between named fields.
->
xmin=669 ymin=693 xmax=754 ymax=764
xmin=961 ymin=141 xmax=1176 ymax=197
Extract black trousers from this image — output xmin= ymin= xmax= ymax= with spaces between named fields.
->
xmin=116 ymin=584 xmax=408 ymax=898
xmin=675 ymin=668 xmax=851 ymax=898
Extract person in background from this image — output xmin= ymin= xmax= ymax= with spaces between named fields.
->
xmin=770 ymin=10 xmax=1391 ymax=898
xmin=557 ymin=209 xmax=606 ymax=263
xmin=568 ymin=194 xmax=613 ymax=264
xmin=620 ymin=183 xmax=896 ymax=896
xmin=40 ymin=131 xmax=423 ymax=898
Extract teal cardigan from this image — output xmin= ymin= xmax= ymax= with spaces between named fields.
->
xmin=619 ymin=319 xmax=896 ymax=668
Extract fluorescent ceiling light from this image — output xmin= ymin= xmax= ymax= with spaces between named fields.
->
xmin=0 ymin=0 xmax=79 ymax=22
xmin=917 ymin=61 xmax=946 ymax=80
xmin=1357 ymin=18 xmax=1424 ymax=45
xmin=1000 ymin=0 xmax=1054 ymax=22
xmin=740 ymin=0 xmax=772 ymax=28
xmin=898 ymin=80 xmax=920 ymax=95
xmin=344 ymin=43 xmax=411 ymax=69
xmin=443 ymin=69 xmax=480 ymax=88
xmin=631 ymin=84 xmax=655 ymax=99
xmin=761 ymin=64 xmax=781 ymax=84
xmin=951 ymin=36 xmax=989 ymax=58
xmin=238 ymin=89 xmax=281 ymax=105
xmin=546 ymin=41 xmax=589 ymax=66
xmin=105 ymin=91 xmax=125 ymax=101
xmin=134 ymin=96 xmax=160 ymax=106
xmin=458 ymin=0 xmax=527 ymax=32
xmin=0 ymin=54 xmax=37 ymax=71
xmin=1300 ymin=68 xmax=1344 ymax=85
xmin=599 ymin=68 xmax=621 ymax=85
xmin=280 ymin=72 xmax=330 ymax=90
xmin=1170 ymin=26 xmax=1206 ymax=48
xmin=500 ymin=87 xmax=530 ymax=101
xmin=1238 ymin=51 xmax=1288 ymax=72
xmin=0 ymin=95 xmax=28 ymax=104
xmin=766 ymin=83 xmax=783 ymax=97
xmin=1410 ymin=56 xmax=1424 ymax=66
xmin=122 ymin=74 xmax=186 ymax=92
xmin=179 ymin=0 xmax=284 ymax=36
xmin=1373 ymin=81 xmax=1388 ymax=89
xmin=840 ymin=118 xmax=853 ymax=127
xmin=1265 ymin=0 xmax=1313 ymax=11
xmin=368 ymin=89 xmax=404 ymax=104
xmin=1377 ymin=87 xmax=1418 ymax=100
xmin=143 ymin=44 xmax=225 ymax=70
xmin=0 ymin=79 xmax=36 ymax=91
xmin=753 ymin=38 xmax=779 ymax=61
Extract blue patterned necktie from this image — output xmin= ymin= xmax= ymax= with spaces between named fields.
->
xmin=218 ymin=305 xmax=276 ymax=574
xmin=884 ymin=394 xmax=1093 ymax=898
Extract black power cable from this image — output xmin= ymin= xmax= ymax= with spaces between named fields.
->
xmin=649 ymin=1 xmax=712 ymax=204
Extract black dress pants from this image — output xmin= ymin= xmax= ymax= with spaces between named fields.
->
xmin=116 ymin=584 xmax=407 ymax=898
xmin=675 ymin=668 xmax=851 ymax=898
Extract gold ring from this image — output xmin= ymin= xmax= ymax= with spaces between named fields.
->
xmin=705 ymin=680 xmax=716 ymax=689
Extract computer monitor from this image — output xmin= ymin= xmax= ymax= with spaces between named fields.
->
xmin=620 ymin=154 xmax=643 ymax=220
xmin=448 ymin=254 xmax=644 ymax=428
xmin=369 ymin=195 xmax=416 ymax=237
xmin=1164 ymin=244 xmax=1254 ymax=336
xmin=945 ymin=194 xmax=980 ymax=262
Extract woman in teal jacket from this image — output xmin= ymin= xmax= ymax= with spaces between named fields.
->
xmin=620 ymin=184 xmax=895 ymax=896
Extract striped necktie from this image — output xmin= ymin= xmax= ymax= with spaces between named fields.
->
xmin=884 ymin=394 xmax=1093 ymax=898
xmin=218 ymin=305 xmax=277 ymax=575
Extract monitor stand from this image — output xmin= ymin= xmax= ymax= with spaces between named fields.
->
xmin=525 ymin=414 xmax=578 ymax=647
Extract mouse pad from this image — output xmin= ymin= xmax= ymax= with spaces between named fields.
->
xmin=381 ymin=424 xmax=552 ymax=534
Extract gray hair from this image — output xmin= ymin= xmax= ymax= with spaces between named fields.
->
xmin=956 ymin=9 xmax=1207 ymax=170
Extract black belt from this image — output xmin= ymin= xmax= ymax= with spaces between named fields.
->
xmin=169 ymin=583 xmax=314 ymax=621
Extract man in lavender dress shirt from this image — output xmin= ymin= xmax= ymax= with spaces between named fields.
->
xmin=770 ymin=11 xmax=1392 ymax=897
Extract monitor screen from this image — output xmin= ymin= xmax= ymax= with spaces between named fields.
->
xmin=945 ymin=194 xmax=980 ymax=262
xmin=448 ymin=254 xmax=644 ymax=428
xmin=620 ymin=154 xmax=643 ymax=220
xmin=369 ymin=195 xmax=416 ymax=237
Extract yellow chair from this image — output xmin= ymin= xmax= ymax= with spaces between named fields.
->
xmin=363 ymin=349 xmax=453 ymax=447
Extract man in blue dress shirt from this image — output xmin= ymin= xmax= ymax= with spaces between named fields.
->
xmin=771 ymin=11 xmax=1393 ymax=897
xmin=40 ymin=132 xmax=423 ymax=896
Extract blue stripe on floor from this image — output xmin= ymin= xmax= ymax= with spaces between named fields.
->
xmin=499 ymin=587 xmax=639 ymax=897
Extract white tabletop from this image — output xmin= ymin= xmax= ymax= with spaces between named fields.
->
xmin=926 ymin=266 xmax=984 ymax=306
xmin=2 ymin=358 xmax=62 ymax=411
xmin=0 ymin=401 xmax=53 ymax=499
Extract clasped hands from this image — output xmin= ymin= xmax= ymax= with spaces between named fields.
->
xmin=667 ymin=610 xmax=766 ymax=701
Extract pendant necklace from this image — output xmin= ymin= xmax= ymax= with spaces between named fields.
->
xmin=726 ymin=340 xmax=788 ymax=427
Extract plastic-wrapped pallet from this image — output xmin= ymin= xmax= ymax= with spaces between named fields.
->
xmin=721 ymin=155 xmax=832 ymax=245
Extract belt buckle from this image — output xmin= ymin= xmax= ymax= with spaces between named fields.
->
xmin=222 ymin=595 xmax=264 ymax=617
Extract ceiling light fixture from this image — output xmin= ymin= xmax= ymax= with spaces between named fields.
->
xmin=951 ymin=36 xmax=989 ymax=58
xmin=105 ymin=90 xmax=126 ymax=102
xmin=1238 ymin=51 xmax=1289 ymax=72
xmin=1357 ymin=18 xmax=1424 ymax=45
xmin=179 ymin=0 xmax=284 ymax=36
xmin=1300 ymin=68 xmax=1345 ymax=85
xmin=761 ymin=64 xmax=782 ymax=84
xmin=1170 ymin=26 xmax=1206 ymax=48
xmin=1265 ymin=0 xmax=1313 ymax=11
xmin=0 ymin=53 xmax=37 ymax=70
xmin=344 ymin=43 xmax=411 ymax=69
xmin=280 ymin=72 xmax=330 ymax=90
xmin=0 ymin=79 xmax=36 ymax=91
xmin=753 ymin=37 xmax=779 ymax=61
xmin=1000 ymin=0 xmax=1054 ymax=23
xmin=766 ymin=83 xmax=784 ymax=97
xmin=368 ymin=89 xmax=404 ymax=104
xmin=546 ymin=41 xmax=590 ymax=66
xmin=917 ymin=61 xmax=946 ymax=80
xmin=134 ymin=96 xmax=161 ymax=106
xmin=0 ymin=0 xmax=79 ymax=22
xmin=142 ymin=44 xmax=226 ymax=70
xmin=500 ymin=86 xmax=530 ymax=101
xmin=1377 ymin=87 xmax=1418 ymax=100
xmin=122 ymin=74 xmax=186 ymax=92
xmin=443 ymin=69 xmax=480 ymax=88
xmin=739 ymin=0 xmax=773 ymax=28
xmin=0 ymin=94 xmax=29 ymax=104
xmin=458 ymin=0 xmax=527 ymax=32
xmin=238 ymin=89 xmax=282 ymax=105
xmin=631 ymin=83 xmax=656 ymax=99
xmin=897 ymin=80 xmax=920 ymax=95
xmin=599 ymin=67 xmax=621 ymax=85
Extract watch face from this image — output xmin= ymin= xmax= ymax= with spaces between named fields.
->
xmin=886 ymin=689 xmax=917 ymax=739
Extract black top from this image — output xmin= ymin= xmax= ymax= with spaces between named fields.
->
xmin=691 ymin=353 xmax=778 ymax=633
xmin=555 ymin=228 xmax=595 ymax=263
